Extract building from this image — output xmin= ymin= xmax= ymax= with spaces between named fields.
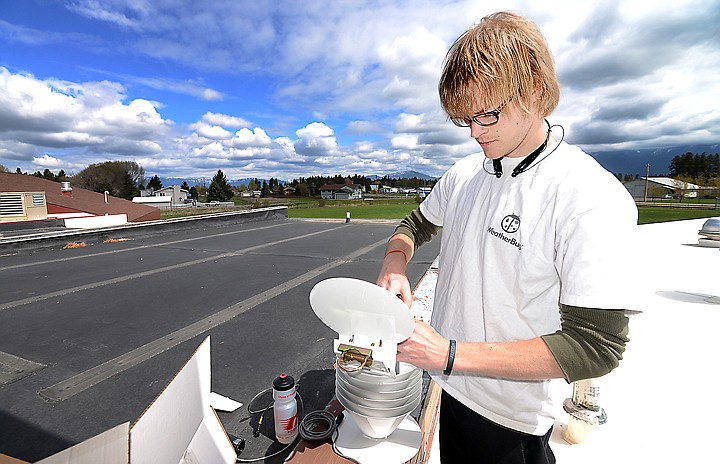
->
xmin=416 ymin=186 xmax=432 ymax=198
xmin=319 ymin=184 xmax=363 ymax=200
xmin=0 ymin=172 xmax=160 ymax=225
xmin=133 ymin=185 xmax=191 ymax=209
xmin=623 ymin=176 xmax=711 ymax=200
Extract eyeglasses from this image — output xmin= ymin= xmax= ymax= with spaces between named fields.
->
xmin=450 ymin=98 xmax=512 ymax=127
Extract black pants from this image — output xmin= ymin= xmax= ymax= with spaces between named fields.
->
xmin=439 ymin=391 xmax=556 ymax=464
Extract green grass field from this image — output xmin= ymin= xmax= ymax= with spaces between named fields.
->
xmin=163 ymin=196 xmax=719 ymax=224
xmin=288 ymin=202 xmax=419 ymax=220
xmin=288 ymin=201 xmax=720 ymax=224
xmin=636 ymin=207 xmax=719 ymax=224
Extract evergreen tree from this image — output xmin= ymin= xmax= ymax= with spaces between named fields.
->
xmin=118 ymin=171 xmax=138 ymax=200
xmin=207 ymin=169 xmax=234 ymax=202
xmin=146 ymin=175 xmax=163 ymax=190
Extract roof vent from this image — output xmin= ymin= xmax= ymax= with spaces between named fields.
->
xmin=61 ymin=181 xmax=72 ymax=197
xmin=698 ymin=217 xmax=720 ymax=248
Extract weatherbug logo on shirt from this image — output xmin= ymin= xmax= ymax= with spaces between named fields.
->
xmin=487 ymin=213 xmax=523 ymax=250
xmin=501 ymin=214 xmax=520 ymax=233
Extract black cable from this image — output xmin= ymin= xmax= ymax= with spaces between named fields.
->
xmin=299 ymin=410 xmax=338 ymax=442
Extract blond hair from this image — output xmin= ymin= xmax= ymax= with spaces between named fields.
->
xmin=438 ymin=11 xmax=560 ymax=119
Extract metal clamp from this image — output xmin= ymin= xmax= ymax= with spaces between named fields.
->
xmin=336 ymin=344 xmax=373 ymax=372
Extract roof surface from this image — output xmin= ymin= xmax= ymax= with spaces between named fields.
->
xmin=319 ymin=184 xmax=358 ymax=190
xmin=0 ymin=172 xmax=160 ymax=222
xmin=641 ymin=176 xmax=705 ymax=189
xmin=548 ymin=218 xmax=719 ymax=462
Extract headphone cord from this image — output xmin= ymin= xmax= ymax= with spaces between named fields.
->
xmin=483 ymin=121 xmax=565 ymax=177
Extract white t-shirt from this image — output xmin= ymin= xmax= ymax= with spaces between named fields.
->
xmin=420 ymin=139 xmax=638 ymax=435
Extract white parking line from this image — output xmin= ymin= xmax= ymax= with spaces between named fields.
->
xmin=39 ymin=236 xmax=388 ymax=401
xmin=0 ymin=225 xmax=346 ymax=313
xmin=0 ymin=222 xmax=292 ymax=272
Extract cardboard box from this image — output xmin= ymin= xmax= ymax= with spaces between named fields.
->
xmin=33 ymin=337 xmax=236 ymax=464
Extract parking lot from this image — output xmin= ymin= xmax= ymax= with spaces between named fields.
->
xmin=0 ymin=215 xmax=441 ymax=461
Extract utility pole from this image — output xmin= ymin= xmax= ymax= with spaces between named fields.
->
xmin=643 ymin=163 xmax=650 ymax=202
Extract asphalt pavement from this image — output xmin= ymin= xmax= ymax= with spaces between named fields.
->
xmin=0 ymin=215 xmax=440 ymax=462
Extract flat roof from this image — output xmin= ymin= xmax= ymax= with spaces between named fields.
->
xmin=548 ymin=218 xmax=718 ymax=462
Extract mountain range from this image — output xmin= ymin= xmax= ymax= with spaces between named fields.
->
xmin=159 ymin=170 xmax=438 ymax=188
xmin=587 ymin=143 xmax=719 ymax=176
xmin=158 ymin=143 xmax=718 ymax=187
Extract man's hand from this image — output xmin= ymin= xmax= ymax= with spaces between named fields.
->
xmin=397 ymin=319 xmax=449 ymax=371
xmin=377 ymin=254 xmax=412 ymax=307
xmin=376 ymin=234 xmax=415 ymax=307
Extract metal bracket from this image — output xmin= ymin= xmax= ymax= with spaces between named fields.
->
xmin=337 ymin=343 xmax=373 ymax=372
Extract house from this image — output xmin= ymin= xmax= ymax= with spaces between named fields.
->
xmin=133 ymin=185 xmax=191 ymax=209
xmin=239 ymin=190 xmax=263 ymax=198
xmin=0 ymin=172 xmax=160 ymax=225
xmin=319 ymin=184 xmax=363 ymax=200
xmin=155 ymin=185 xmax=191 ymax=205
xmin=417 ymin=186 xmax=432 ymax=198
xmin=132 ymin=195 xmax=172 ymax=209
xmin=623 ymin=176 xmax=711 ymax=200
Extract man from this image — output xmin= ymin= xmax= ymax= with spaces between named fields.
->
xmin=377 ymin=12 xmax=637 ymax=463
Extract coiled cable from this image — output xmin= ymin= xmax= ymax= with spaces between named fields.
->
xmin=299 ymin=409 xmax=338 ymax=442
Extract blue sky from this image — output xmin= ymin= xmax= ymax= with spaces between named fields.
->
xmin=1 ymin=0 xmax=718 ymax=181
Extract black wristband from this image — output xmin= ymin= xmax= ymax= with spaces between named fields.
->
xmin=443 ymin=340 xmax=456 ymax=375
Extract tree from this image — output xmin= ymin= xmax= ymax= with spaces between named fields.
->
xmin=181 ymin=181 xmax=190 ymax=191
xmin=118 ymin=171 xmax=139 ymax=200
xmin=194 ymin=185 xmax=207 ymax=202
xmin=669 ymin=152 xmax=720 ymax=183
xmin=0 ymin=163 xmax=9 ymax=173
xmin=207 ymin=169 xmax=234 ymax=202
xmin=188 ymin=186 xmax=198 ymax=200
xmin=146 ymin=175 xmax=162 ymax=191
xmin=269 ymin=177 xmax=279 ymax=193
xmin=73 ymin=161 xmax=145 ymax=197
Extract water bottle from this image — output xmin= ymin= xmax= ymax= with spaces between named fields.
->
xmin=273 ymin=373 xmax=299 ymax=444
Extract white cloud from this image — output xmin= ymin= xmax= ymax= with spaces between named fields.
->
xmin=1 ymin=0 xmax=719 ymax=180
xmin=195 ymin=124 xmax=232 ymax=140
xmin=200 ymin=112 xmax=251 ymax=128
xmin=293 ymin=122 xmax=338 ymax=157
xmin=391 ymin=135 xmax=419 ymax=150
xmin=0 ymin=67 xmax=171 ymax=158
xmin=229 ymin=128 xmax=272 ymax=148
xmin=32 ymin=154 xmax=63 ymax=167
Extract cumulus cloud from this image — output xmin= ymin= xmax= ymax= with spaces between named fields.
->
xmin=293 ymin=123 xmax=339 ymax=158
xmin=1 ymin=0 xmax=719 ymax=179
xmin=32 ymin=154 xmax=63 ymax=167
xmin=0 ymin=68 xmax=171 ymax=161
xmin=201 ymin=112 xmax=251 ymax=128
